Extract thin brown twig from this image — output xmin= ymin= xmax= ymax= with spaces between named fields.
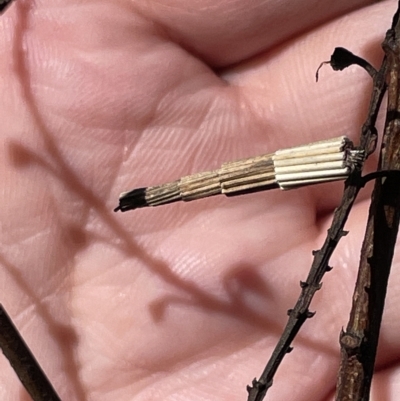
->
xmin=246 ymin=17 xmax=391 ymax=401
xmin=0 ymin=304 xmax=61 ymax=401
xmin=336 ymin=5 xmax=400 ymax=399
xmin=0 ymin=0 xmax=14 ymax=13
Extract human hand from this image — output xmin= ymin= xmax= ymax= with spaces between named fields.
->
xmin=1 ymin=1 xmax=399 ymax=400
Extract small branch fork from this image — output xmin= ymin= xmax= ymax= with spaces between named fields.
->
xmin=246 ymin=5 xmax=400 ymax=401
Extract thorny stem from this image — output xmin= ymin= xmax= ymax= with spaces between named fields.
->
xmin=336 ymin=5 xmax=400 ymax=400
xmin=246 ymin=11 xmax=392 ymax=401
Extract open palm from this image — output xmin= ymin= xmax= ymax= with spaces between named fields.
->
xmin=1 ymin=1 xmax=399 ymax=400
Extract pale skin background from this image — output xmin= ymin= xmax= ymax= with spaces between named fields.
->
xmin=1 ymin=0 xmax=400 ymax=400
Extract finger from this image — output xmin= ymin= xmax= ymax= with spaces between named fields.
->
xmin=133 ymin=0 xmax=377 ymax=66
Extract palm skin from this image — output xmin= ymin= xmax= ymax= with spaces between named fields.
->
xmin=1 ymin=0 xmax=399 ymax=400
